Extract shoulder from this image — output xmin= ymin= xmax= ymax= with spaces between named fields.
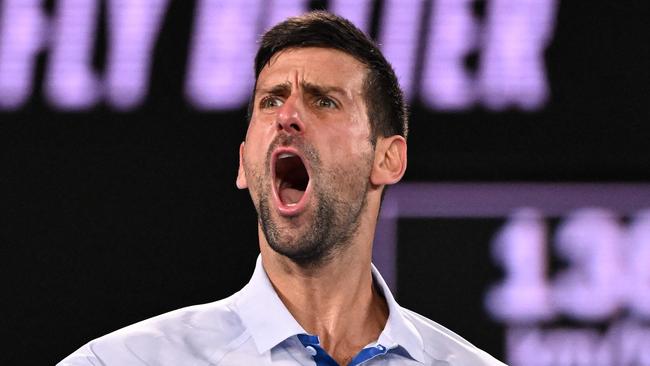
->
xmin=399 ymin=307 xmax=507 ymax=366
xmin=57 ymin=294 xmax=251 ymax=366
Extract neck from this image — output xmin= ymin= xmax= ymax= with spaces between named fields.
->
xmin=259 ymin=212 xmax=388 ymax=365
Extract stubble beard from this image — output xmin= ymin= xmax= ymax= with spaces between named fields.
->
xmin=250 ymin=136 xmax=373 ymax=267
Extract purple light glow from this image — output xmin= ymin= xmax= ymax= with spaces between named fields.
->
xmin=378 ymin=0 xmax=423 ymax=101
xmin=264 ymin=0 xmax=308 ymax=32
xmin=627 ymin=209 xmax=650 ymax=319
xmin=421 ymin=0 xmax=558 ymax=110
xmin=0 ymin=0 xmax=48 ymax=109
xmin=0 ymin=1 xmax=559 ymax=111
xmin=478 ymin=0 xmax=557 ymax=110
xmin=185 ymin=0 xmax=262 ymax=109
xmin=421 ymin=0 xmax=478 ymax=109
xmin=485 ymin=208 xmax=553 ymax=323
xmin=329 ymin=0 xmax=372 ymax=35
xmin=374 ymin=183 xmax=650 ymax=366
xmin=44 ymin=0 xmax=100 ymax=109
xmin=374 ymin=183 xmax=650 ymax=293
xmin=507 ymin=322 xmax=650 ymax=366
xmin=106 ymin=0 xmax=169 ymax=110
xmin=552 ymin=208 xmax=625 ymax=321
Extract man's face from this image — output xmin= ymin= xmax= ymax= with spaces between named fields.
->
xmin=237 ymin=47 xmax=375 ymax=264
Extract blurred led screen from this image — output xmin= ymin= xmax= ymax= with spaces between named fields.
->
xmin=0 ymin=0 xmax=556 ymax=111
xmin=378 ymin=184 xmax=650 ymax=366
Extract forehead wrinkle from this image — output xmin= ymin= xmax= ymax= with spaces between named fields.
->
xmin=255 ymin=81 xmax=291 ymax=96
xmin=255 ymin=67 xmax=301 ymax=96
xmin=256 ymin=48 xmax=366 ymax=103
xmin=301 ymin=81 xmax=351 ymax=99
xmin=255 ymin=79 xmax=354 ymax=101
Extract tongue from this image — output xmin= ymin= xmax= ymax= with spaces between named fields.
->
xmin=279 ymin=187 xmax=304 ymax=205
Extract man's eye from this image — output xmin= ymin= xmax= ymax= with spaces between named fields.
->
xmin=260 ymin=96 xmax=283 ymax=109
xmin=315 ymin=97 xmax=337 ymax=109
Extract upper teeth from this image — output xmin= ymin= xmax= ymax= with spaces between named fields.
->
xmin=278 ymin=153 xmax=295 ymax=159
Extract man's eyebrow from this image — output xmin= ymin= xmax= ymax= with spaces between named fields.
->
xmin=301 ymin=82 xmax=347 ymax=97
xmin=255 ymin=82 xmax=291 ymax=97
xmin=255 ymin=81 xmax=348 ymax=98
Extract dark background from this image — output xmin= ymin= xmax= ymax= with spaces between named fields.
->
xmin=1 ymin=0 xmax=648 ymax=364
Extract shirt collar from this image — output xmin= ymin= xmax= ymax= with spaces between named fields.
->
xmin=233 ymin=255 xmax=425 ymax=363
xmin=233 ymin=256 xmax=307 ymax=354
xmin=371 ymin=263 xmax=426 ymax=364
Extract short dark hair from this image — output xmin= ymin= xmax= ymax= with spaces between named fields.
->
xmin=249 ymin=11 xmax=408 ymax=141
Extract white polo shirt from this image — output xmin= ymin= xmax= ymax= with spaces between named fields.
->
xmin=58 ymin=256 xmax=506 ymax=365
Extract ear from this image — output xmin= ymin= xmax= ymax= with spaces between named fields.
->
xmin=236 ymin=142 xmax=248 ymax=189
xmin=370 ymin=135 xmax=407 ymax=186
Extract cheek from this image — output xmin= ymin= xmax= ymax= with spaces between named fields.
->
xmin=242 ymin=133 xmax=271 ymax=198
xmin=244 ymin=122 xmax=273 ymax=167
xmin=320 ymin=134 xmax=374 ymax=184
xmin=323 ymin=122 xmax=372 ymax=161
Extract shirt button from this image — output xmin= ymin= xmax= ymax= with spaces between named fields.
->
xmin=305 ymin=346 xmax=317 ymax=356
xmin=377 ymin=345 xmax=385 ymax=351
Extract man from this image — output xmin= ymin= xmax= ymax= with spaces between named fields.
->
xmin=59 ymin=11 xmax=505 ymax=366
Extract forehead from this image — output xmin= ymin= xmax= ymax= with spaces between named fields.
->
xmin=256 ymin=47 xmax=367 ymax=94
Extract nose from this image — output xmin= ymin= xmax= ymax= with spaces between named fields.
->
xmin=276 ymin=96 xmax=305 ymax=135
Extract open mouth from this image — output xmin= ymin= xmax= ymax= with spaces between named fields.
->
xmin=274 ymin=151 xmax=309 ymax=206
